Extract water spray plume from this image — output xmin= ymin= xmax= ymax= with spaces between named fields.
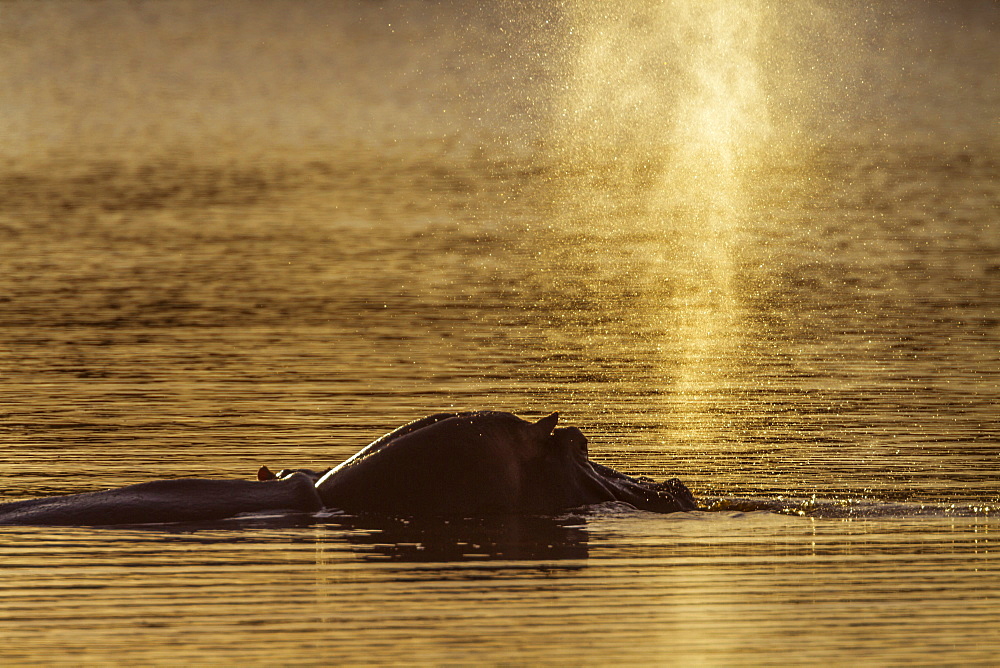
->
xmin=556 ymin=0 xmax=772 ymax=236
xmin=551 ymin=0 xmax=776 ymax=445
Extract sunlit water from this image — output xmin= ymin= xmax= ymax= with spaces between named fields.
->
xmin=1 ymin=1 xmax=998 ymax=665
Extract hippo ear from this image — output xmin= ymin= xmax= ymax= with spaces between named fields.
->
xmin=257 ymin=465 xmax=277 ymax=481
xmin=533 ymin=412 xmax=559 ymax=436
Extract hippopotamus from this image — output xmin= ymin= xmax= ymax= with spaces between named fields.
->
xmin=0 ymin=411 xmax=696 ymax=526
xmin=0 ymin=472 xmax=324 ymax=526
xmin=310 ymin=411 xmax=696 ymax=514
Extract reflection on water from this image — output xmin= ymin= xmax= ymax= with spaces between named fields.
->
xmin=1 ymin=511 xmax=997 ymax=665
xmin=323 ymin=513 xmax=592 ymax=562
xmin=167 ymin=511 xmax=595 ymax=562
xmin=1 ymin=0 xmax=998 ymax=664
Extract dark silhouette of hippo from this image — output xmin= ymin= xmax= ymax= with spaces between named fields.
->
xmin=311 ymin=411 xmax=695 ymax=515
xmin=0 ymin=472 xmax=323 ymax=526
xmin=0 ymin=411 xmax=696 ymax=526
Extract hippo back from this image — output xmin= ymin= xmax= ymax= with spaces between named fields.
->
xmin=315 ymin=412 xmax=557 ymax=515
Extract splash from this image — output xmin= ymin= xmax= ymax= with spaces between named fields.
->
xmin=703 ymin=496 xmax=998 ymax=519
xmin=550 ymin=0 xmax=776 ymax=444
xmin=555 ymin=0 xmax=772 ymax=268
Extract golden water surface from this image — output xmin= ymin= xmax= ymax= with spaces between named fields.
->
xmin=1 ymin=1 xmax=998 ymax=665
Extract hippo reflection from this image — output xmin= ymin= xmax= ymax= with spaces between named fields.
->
xmin=0 ymin=411 xmax=696 ymax=526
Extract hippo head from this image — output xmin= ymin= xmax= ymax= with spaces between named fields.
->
xmin=527 ymin=413 xmax=698 ymax=514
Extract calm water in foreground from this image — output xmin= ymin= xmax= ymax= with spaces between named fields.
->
xmin=1 ymin=1 xmax=998 ymax=665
